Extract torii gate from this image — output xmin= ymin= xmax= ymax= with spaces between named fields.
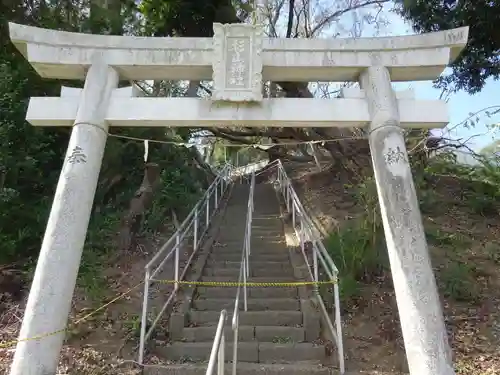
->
xmin=8 ymin=21 xmax=468 ymax=375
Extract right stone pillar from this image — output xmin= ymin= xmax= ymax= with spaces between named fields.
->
xmin=360 ymin=66 xmax=454 ymax=375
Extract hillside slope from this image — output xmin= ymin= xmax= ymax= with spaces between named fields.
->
xmin=288 ymin=158 xmax=500 ymax=375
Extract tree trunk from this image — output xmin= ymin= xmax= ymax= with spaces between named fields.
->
xmin=117 ymin=162 xmax=161 ymax=251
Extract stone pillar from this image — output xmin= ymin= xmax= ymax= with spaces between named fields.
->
xmin=360 ymin=66 xmax=454 ymax=375
xmin=10 ymin=60 xmax=118 ymax=375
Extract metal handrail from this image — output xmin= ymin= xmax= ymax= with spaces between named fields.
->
xmin=231 ymin=172 xmax=255 ymax=375
xmin=138 ymin=163 xmax=234 ymax=364
xmin=206 ymin=310 xmax=227 ymax=375
xmin=263 ymin=160 xmax=345 ymax=374
xmin=231 ymin=159 xmax=269 ymax=177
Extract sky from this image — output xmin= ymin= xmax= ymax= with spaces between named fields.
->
xmin=382 ymin=9 xmax=500 ymax=152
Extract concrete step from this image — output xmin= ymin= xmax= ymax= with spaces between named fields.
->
xmin=182 ymin=325 xmax=254 ymax=342
xmin=203 ymin=267 xmax=293 ymax=278
xmin=196 ymin=286 xmax=298 ymax=299
xmin=209 ymin=253 xmax=289 ymax=262
xmin=143 ymin=362 xmax=332 ymax=375
xmin=250 ymin=227 xmax=283 ymax=232
xmin=255 ymin=326 xmax=305 ymax=343
xmin=258 ymin=342 xmax=324 ymax=363
xmin=251 ymin=234 xmax=284 ymax=240
xmin=200 ymin=276 xmax=298 ymax=283
xmin=157 ymin=341 xmax=259 ymax=362
xmin=189 ymin=310 xmax=302 ymax=327
xmin=193 ymin=297 xmax=299 ymax=311
xmin=181 ymin=325 xmax=305 ymax=342
xmin=155 ymin=342 xmax=323 ymax=363
xmin=221 ymin=237 xmax=284 ymax=243
xmin=212 ymin=245 xmax=288 ymax=254
xmin=220 ymin=235 xmax=284 ymax=242
xmin=207 ymin=260 xmax=291 ymax=269
xmin=207 ymin=252 xmax=290 ymax=261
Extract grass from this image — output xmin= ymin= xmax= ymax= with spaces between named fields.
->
xmin=484 ymin=241 xmax=500 ymax=264
xmin=324 ymin=153 xmax=500 ymax=307
xmin=440 ymin=261 xmax=479 ymax=302
xmin=272 ymin=336 xmax=294 ymax=343
xmin=76 ymin=209 xmax=121 ymax=301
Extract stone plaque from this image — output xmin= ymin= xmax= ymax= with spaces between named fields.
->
xmin=212 ymin=23 xmax=263 ymax=102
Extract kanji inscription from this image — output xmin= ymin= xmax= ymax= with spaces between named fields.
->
xmin=226 ymin=37 xmax=250 ymax=88
xmin=67 ymin=146 xmax=87 ymax=164
xmin=212 ymin=23 xmax=263 ymax=102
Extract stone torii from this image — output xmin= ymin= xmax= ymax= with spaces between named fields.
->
xmin=8 ymin=21 xmax=468 ymax=375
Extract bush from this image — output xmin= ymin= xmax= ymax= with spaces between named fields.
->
xmin=424 ymin=152 xmax=500 ymax=216
xmin=325 ymin=177 xmax=388 ymax=303
xmin=440 ymin=262 xmax=479 ymax=302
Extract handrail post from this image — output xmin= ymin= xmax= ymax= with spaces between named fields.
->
xmin=174 ymin=232 xmax=180 ymax=292
xmin=243 ymin=257 xmax=248 ymax=312
xmin=206 ymin=197 xmax=210 ymax=228
xmin=206 ymin=310 xmax=227 ymax=375
xmin=246 ymin=219 xmax=250 ymax=278
xmin=194 ymin=207 xmax=198 ymax=251
xmin=138 ymin=268 xmax=151 ymax=364
xmin=300 ymin=219 xmax=304 ymax=252
xmin=334 ymin=279 xmax=345 ymax=374
xmin=286 ymin=182 xmax=290 ymax=211
xmin=218 ymin=334 xmax=225 ymax=375
xmin=215 ymin=184 xmax=218 ymax=208
xmin=232 ymin=314 xmax=239 ymax=375
xmin=313 ymin=243 xmax=319 ymax=294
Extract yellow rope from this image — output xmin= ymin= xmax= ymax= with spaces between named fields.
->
xmin=152 ymin=279 xmax=336 ymax=287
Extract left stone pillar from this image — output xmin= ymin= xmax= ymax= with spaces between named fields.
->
xmin=10 ymin=60 xmax=118 ymax=375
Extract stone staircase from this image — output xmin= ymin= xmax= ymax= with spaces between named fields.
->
xmin=146 ymin=183 xmax=334 ymax=375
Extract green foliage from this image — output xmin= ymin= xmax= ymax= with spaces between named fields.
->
xmin=139 ymin=0 xmax=239 ymax=37
xmin=143 ymin=145 xmax=204 ymax=233
xmin=424 ymin=152 xmax=500 ymax=216
xmin=325 ymin=177 xmax=388 ymax=303
xmin=123 ymin=314 xmax=142 ymax=337
xmin=0 ymin=32 xmax=69 ymax=263
xmin=0 ymin=0 xmax=209 ymax=300
xmin=484 ymin=241 xmax=500 ymax=264
xmin=77 ymin=206 xmax=123 ymax=300
xmin=480 ymin=139 xmax=500 ymax=156
xmin=440 ymin=262 xmax=479 ymax=302
xmin=325 ymin=150 xmax=500 ymax=305
xmin=425 ymin=226 xmax=470 ymax=248
xmin=395 ymin=0 xmax=500 ymax=94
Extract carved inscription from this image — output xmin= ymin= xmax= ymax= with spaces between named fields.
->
xmin=384 ymin=146 xmax=407 ymax=165
xmin=390 ymin=53 xmax=398 ymax=65
xmin=67 ymin=146 xmax=87 ymax=164
xmin=445 ymin=29 xmax=465 ymax=44
xmin=212 ymin=23 xmax=263 ymax=102
xmin=226 ymin=37 xmax=250 ymax=88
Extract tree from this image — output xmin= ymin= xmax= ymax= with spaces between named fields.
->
xmin=138 ymin=0 xmax=391 ymax=164
xmin=396 ymin=0 xmax=500 ymax=95
xmin=0 ymin=0 xmax=207 ymax=263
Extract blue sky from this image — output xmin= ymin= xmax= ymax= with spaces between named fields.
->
xmin=384 ymin=10 xmax=500 ymax=152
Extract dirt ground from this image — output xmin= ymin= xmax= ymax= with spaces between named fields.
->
xmin=0 ymin=226 xmax=183 ymax=375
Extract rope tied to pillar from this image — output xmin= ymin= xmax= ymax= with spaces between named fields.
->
xmin=72 ymin=121 xmax=109 ymax=134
